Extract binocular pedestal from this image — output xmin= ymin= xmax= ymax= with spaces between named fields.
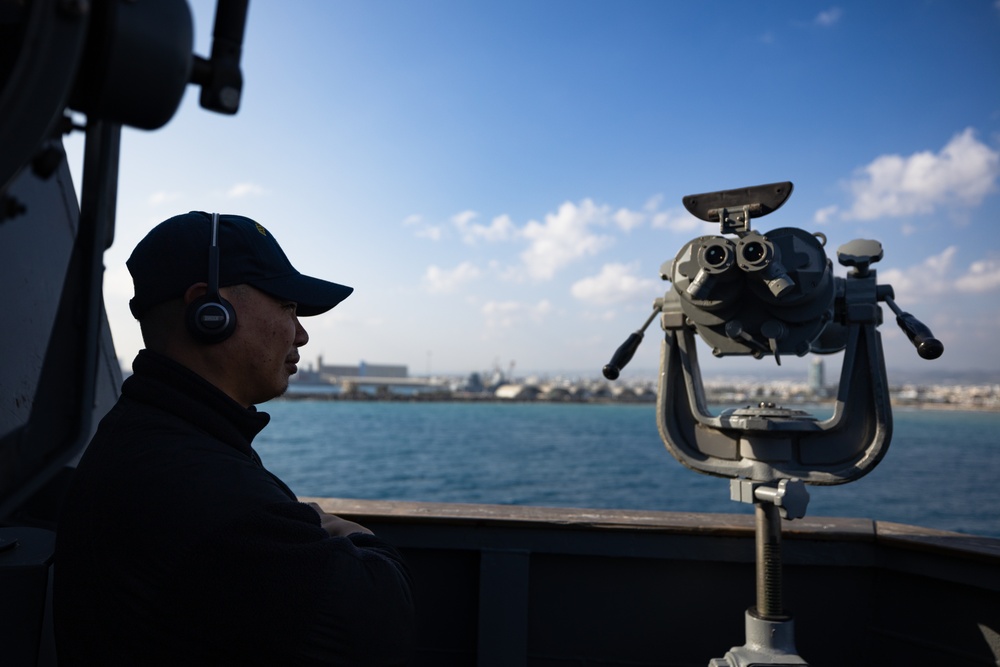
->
xmin=710 ymin=482 xmax=809 ymax=667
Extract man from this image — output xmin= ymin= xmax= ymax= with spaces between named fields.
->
xmin=54 ymin=211 xmax=415 ymax=665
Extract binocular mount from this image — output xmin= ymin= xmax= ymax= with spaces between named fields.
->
xmin=604 ymin=182 xmax=943 ymax=666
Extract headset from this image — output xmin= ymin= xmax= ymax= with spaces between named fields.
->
xmin=185 ymin=212 xmax=238 ymax=343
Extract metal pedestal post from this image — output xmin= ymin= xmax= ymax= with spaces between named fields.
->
xmin=710 ymin=485 xmax=808 ymax=667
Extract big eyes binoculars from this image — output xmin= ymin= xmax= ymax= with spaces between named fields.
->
xmin=604 ymin=181 xmax=942 ymax=485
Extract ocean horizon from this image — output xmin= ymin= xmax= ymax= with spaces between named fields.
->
xmin=254 ymin=400 xmax=1000 ymax=539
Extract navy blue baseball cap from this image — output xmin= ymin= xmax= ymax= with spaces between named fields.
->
xmin=127 ymin=211 xmax=353 ymax=319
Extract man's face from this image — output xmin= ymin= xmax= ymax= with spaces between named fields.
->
xmin=219 ymin=284 xmax=309 ymax=406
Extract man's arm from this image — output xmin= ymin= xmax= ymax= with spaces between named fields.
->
xmin=306 ymin=501 xmax=374 ymax=537
xmin=187 ymin=500 xmax=415 ymax=665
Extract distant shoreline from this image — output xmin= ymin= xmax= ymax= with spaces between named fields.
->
xmin=892 ymin=401 xmax=999 ymax=413
xmin=276 ymin=390 xmax=999 ymax=412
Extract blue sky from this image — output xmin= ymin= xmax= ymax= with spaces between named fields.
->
xmin=65 ymin=1 xmax=1000 ymax=381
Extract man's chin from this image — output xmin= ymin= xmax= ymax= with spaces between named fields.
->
xmin=257 ymin=378 xmax=291 ymax=405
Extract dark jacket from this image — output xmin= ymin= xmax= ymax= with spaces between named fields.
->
xmin=54 ymin=350 xmax=415 ymax=666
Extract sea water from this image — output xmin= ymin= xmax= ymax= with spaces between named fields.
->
xmin=254 ymin=400 xmax=1000 ymax=538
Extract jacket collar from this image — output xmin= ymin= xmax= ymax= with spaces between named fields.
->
xmin=123 ymin=349 xmax=271 ymax=458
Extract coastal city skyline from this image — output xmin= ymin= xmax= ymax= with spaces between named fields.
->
xmin=69 ymin=2 xmax=1000 ymax=381
xmin=284 ymin=355 xmax=999 ymax=407
xmin=282 ymin=360 xmax=1000 ymax=414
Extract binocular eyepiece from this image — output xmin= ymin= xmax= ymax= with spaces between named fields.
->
xmin=664 ymin=225 xmax=834 ymax=362
xmin=679 ymin=231 xmax=796 ymax=304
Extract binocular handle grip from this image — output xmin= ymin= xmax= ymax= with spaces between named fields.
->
xmin=602 ymin=307 xmax=662 ymax=380
xmin=896 ymin=311 xmax=944 ymax=360
xmin=603 ymin=332 xmax=643 ymax=380
xmin=885 ymin=297 xmax=943 ymax=360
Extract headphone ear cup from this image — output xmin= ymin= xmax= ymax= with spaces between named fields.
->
xmin=186 ymin=294 xmax=237 ymax=344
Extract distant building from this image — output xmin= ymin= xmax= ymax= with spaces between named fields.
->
xmin=297 ymin=356 xmax=408 ymax=383
xmin=465 ymin=372 xmax=485 ymax=393
xmin=494 ymin=384 xmax=540 ymax=400
xmin=357 ymin=361 xmax=408 ymax=378
xmin=320 ymin=364 xmax=364 ymax=378
xmin=808 ymin=358 xmax=825 ymax=396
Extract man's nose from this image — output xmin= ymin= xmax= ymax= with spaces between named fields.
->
xmin=295 ymin=318 xmax=309 ymax=346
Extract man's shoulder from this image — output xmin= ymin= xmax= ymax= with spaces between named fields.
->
xmin=73 ymin=397 xmax=290 ymax=510
xmin=83 ymin=395 xmax=240 ymax=465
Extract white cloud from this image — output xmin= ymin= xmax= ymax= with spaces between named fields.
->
xmin=404 ymin=213 xmax=445 ymax=241
xmin=956 ymin=257 xmax=1000 ymax=293
xmin=644 ymin=194 xmax=664 ymax=212
xmin=813 ymin=205 xmax=838 ymax=224
xmin=614 ymin=208 xmax=644 ymax=232
xmin=878 ymin=246 xmax=957 ymax=303
xmin=481 ymin=299 xmax=552 ymax=328
xmin=520 ymin=199 xmax=616 ymax=280
xmin=815 ymin=7 xmax=842 ymax=27
xmin=226 ymin=182 xmax=268 ymax=198
xmin=454 ymin=211 xmax=517 ymax=244
xmin=415 ymin=226 xmax=443 ymax=241
xmin=642 ymin=196 xmax=703 ymax=232
xmin=839 ymin=129 xmax=999 ymax=221
xmin=571 ymin=263 xmax=659 ymax=305
xmin=438 ymin=195 xmax=736 ymax=285
xmin=650 ymin=206 xmax=701 ymax=233
xmin=451 ymin=210 xmax=478 ymax=227
xmin=423 ymin=261 xmax=481 ymax=293
xmin=879 ymin=247 xmax=1000 ymax=318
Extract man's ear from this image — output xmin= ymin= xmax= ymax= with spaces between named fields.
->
xmin=183 ymin=283 xmax=209 ymax=305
